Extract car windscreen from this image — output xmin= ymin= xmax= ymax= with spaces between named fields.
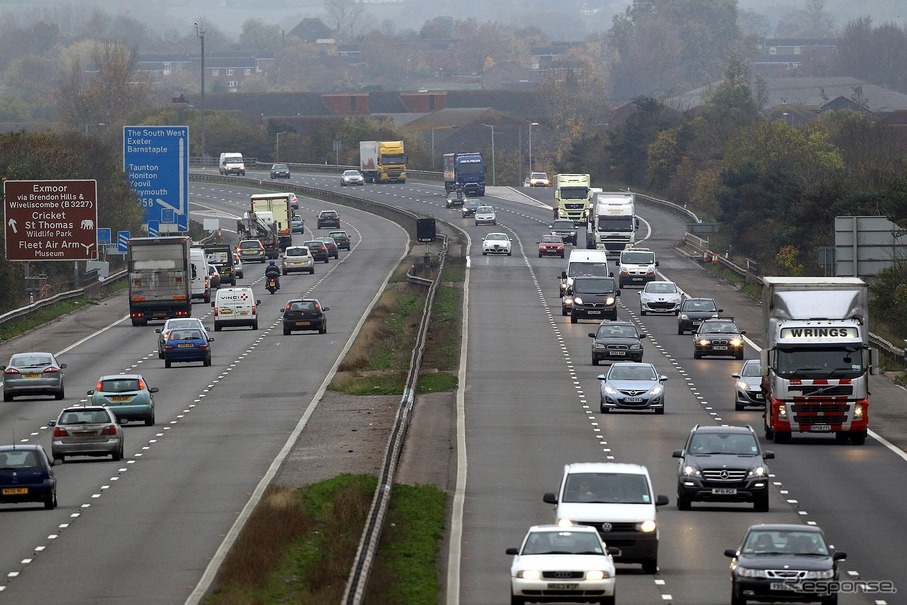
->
xmin=689 ymin=433 xmax=758 ymax=455
xmin=645 ymin=282 xmax=676 ymax=293
xmin=608 ymin=365 xmax=656 ymax=381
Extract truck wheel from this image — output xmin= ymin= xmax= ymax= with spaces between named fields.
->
xmin=851 ymin=431 xmax=867 ymax=445
xmin=773 ymin=431 xmax=791 ymax=444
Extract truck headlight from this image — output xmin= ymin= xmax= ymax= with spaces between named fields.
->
xmin=853 ymin=403 xmax=864 ymax=419
xmin=778 ymin=404 xmax=787 ymax=418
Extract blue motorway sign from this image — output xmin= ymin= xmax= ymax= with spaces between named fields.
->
xmin=97 ymin=228 xmax=111 ymax=246
xmin=123 ymin=126 xmax=189 ymax=226
xmin=117 ymin=230 xmax=130 ymax=253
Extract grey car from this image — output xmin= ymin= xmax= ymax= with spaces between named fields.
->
xmin=677 ymin=297 xmax=722 ymax=334
xmin=589 ymin=321 xmax=646 ymax=365
xmin=2 ymin=352 xmax=66 ymax=402
xmin=50 ymin=406 xmax=124 ymax=462
xmin=598 ymin=362 xmax=667 ymax=414
xmin=732 ymin=359 xmax=764 ymax=410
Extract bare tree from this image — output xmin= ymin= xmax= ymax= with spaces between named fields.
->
xmin=324 ymin=0 xmax=367 ymax=42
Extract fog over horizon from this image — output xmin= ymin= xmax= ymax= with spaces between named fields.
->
xmin=0 ymin=0 xmax=903 ymax=42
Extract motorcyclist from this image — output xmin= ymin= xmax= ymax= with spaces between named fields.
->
xmin=264 ymin=259 xmax=281 ymax=290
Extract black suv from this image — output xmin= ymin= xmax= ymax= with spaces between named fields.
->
xmin=550 ymin=219 xmax=578 ymax=245
xmin=589 ymin=320 xmax=646 ymax=365
xmin=317 ymin=210 xmax=340 ymax=229
xmin=568 ymin=276 xmax=619 ymax=323
xmin=270 ymin=163 xmax=290 ymax=179
xmin=693 ymin=317 xmax=746 ymax=359
xmin=677 ymin=297 xmax=722 ymax=334
xmin=673 ymin=424 xmax=774 ymax=511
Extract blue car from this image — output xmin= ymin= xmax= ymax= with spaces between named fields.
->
xmin=162 ymin=328 xmax=213 ymax=368
xmin=0 ymin=444 xmax=57 ymax=510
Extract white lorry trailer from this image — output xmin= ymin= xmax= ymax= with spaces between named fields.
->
xmin=761 ymin=277 xmax=878 ymax=445
xmin=590 ymin=192 xmax=637 ymax=254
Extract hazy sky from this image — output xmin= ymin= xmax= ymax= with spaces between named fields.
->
xmin=1 ymin=0 xmax=904 ymax=40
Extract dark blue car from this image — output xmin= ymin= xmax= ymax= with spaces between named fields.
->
xmin=0 ymin=444 xmax=57 ymax=510
xmin=163 ymin=329 xmax=213 ymax=368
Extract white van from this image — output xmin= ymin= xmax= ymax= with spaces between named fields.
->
xmin=213 ymin=287 xmax=259 ymax=331
xmin=618 ymin=247 xmax=658 ymax=288
xmin=219 ymin=152 xmax=245 ymax=176
xmin=560 ymin=249 xmax=611 ymax=297
xmin=189 ymin=247 xmax=211 ymax=303
xmin=543 ymin=462 xmax=669 ymax=573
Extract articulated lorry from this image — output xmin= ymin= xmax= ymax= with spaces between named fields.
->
xmin=589 ymin=192 xmax=637 ymax=253
xmin=238 ymin=193 xmax=293 ymax=258
xmin=126 ymin=236 xmax=193 ymax=326
xmin=443 ymin=152 xmax=486 ymax=196
xmin=360 ymin=140 xmax=407 ymax=183
xmin=554 ymin=174 xmax=592 ymax=224
xmin=761 ymin=277 xmax=878 ymax=445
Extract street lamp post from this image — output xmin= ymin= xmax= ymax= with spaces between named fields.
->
xmin=529 ymin=122 xmax=538 ymax=174
xmin=195 ymin=22 xmax=206 ymax=160
xmin=482 ymin=124 xmax=495 ymax=186
xmin=276 ymin=131 xmax=287 ymax=162
xmin=430 ymin=125 xmax=457 ymax=170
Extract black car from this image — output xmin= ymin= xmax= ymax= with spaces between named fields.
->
xmin=677 ymin=297 xmax=722 ymax=334
xmin=694 ymin=317 xmax=746 ymax=359
xmin=724 ymin=524 xmax=845 ymax=605
xmin=316 ymin=236 xmax=340 ymax=259
xmin=550 ymin=219 xmax=578 ymax=245
xmin=0 ymin=444 xmax=57 ymax=510
xmin=317 ymin=210 xmax=340 ymax=229
xmin=673 ymin=424 xmax=773 ymax=511
xmin=270 ymin=163 xmax=291 ymax=179
xmin=461 ymin=199 xmax=480 ymax=217
xmin=303 ymin=240 xmax=330 ymax=263
xmin=589 ymin=320 xmax=646 ymax=365
xmin=281 ymin=299 xmax=329 ymax=334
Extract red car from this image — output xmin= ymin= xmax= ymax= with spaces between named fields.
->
xmin=537 ymin=234 xmax=565 ymax=258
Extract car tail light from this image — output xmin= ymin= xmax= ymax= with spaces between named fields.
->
xmin=199 ymin=344 xmax=208 ymax=350
xmin=101 ymin=425 xmax=118 ymax=436
xmin=214 ymin=307 xmax=219 ymax=317
xmin=52 ymin=426 xmax=69 ymax=437
xmin=137 ymin=378 xmax=147 ymax=390
xmin=95 ymin=380 xmax=104 ymax=391
xmin=252 ymin=304 xmax=257 ymax=315
xmin=164 ymin=345 xmax=173 ymax=351
xmin=44 ymin=366 xmax=60 ymax=374
xmin=313 ymin=302 xmax=320 ymax=310
xmin=3 ymin=367 xmax=20 ymax=375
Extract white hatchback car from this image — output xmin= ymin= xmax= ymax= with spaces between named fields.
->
xmin=474 ymin=205 xmax=496 ymax=225
xmin=281 ymin=246 xmax=315 ymax=275
xmin=639 ymin=280 xmax=683 ymax=315
xmin=507 ymin=525 xmax=617 ymax=605
xmin=482 ymin=232 xmax=512 ymax=256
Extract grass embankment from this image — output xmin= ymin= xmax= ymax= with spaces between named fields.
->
xmin=207 ymin=247 xmax=465 ymax=604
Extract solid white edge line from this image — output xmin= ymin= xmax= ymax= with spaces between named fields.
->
xmin=185 ymin=220 xmax=411 ymax=605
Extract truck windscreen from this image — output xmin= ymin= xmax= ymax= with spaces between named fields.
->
xmin=776 ymin=347 xmax=865 ymax=378
xmin=558 ymin=187 xmax=589 ymax=200
xmin=597 ymin=217 xmax=634 ymax=232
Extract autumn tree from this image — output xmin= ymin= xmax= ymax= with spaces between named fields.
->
xmin=324 ymin=0 xmax=368 ymax=42
xmin=240 ymin=19 xmax=282 ymax=54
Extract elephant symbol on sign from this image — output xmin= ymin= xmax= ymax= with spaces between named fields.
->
xmin=80 ymin=219 xmax=94 ymax=229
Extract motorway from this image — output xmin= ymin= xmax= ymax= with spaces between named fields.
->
xmin=1 ymin=168 xmax=905 ymax=604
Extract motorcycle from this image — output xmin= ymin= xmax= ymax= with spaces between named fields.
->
xmin=266 ymin=276 xmax=279 ymax=294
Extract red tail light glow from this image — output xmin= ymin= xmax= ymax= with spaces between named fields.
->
xmin=4 ymin=367 xmax=20 ymax=375
xmin=43 ymin=367 xmax=60 ymax=374
xmin=137 ymin=378 xmax=147 ymax=390
xmin=95 ymin=380 xmax=104 ymax=391
xmin=52 ymin=427 xmax=69 ymax=437
xmin=101 ymin=425 xmax=118 ymax=436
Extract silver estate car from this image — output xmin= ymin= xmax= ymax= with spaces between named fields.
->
xmin=50 ymin=406 xmax=124 ymax=462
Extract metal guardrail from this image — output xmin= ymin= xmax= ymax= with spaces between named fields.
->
xmin=0 ymin=269 xmax=128 ymax=328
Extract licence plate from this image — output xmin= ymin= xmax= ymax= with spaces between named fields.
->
xmin=624 ymin=397 xmax=643 ymax=403
xmin=238 ymin=311 xmax=249 ymax=316
xmin=548 ymin=583 xmax=579 ymax=590
xmin=110 ymin=396 xmax=130 ymax=402
xmin=611 ymin=351 xmax=626 ymax=356
xmin=587 ymin=310 xmax=602 ymax=315
xmin=2 ymin=487 xmax=28 ymax=495
xmin=712 ymin=488 xmax=737 ymax=495
xmin=23 ymin=373 xmax=41 ymax=379
xmin=810 ymin=424 xmax=831 ymax=432
xmin=770 ymin=582 xmax=797 ymax=591
xmin=177 ymin=343 xmax=195 ymax=348
xmin=712 ymin=346 xmax=728 ymax=350
xmin=221 ymin=309 xmax=233 ymax=315
xmin=295 ymin=321 xmax=311 ymax=326
xmin=74 ymin=431 xmax=94 ymax=439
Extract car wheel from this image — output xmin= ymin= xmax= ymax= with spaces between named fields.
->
xmin=599 ymin=596 xmax=615 ymax=605
xmin=821 ymin=594 xmax=838 ymax=605
xmin=560 ymin=253 xmax=564 ymax=258
xmin=655 ymin=407 xmax=665 ymax=415
xmin=282 ymin=269 xmax=287 ymax=275
xmin=320 ymin=323 xmax=327 ymax=334
xmin=754 ymin=495 xmax=769 ymax=512
xmin=252 ymin=321 xmax=259 ymax=330
xmin=165 ymin=359 xmax=171 ymax=368
xmin=55 ymin=455 xmax=64 ymax=464
xmin=764 ymin=415 xmax=775 ymax=440
xmin=510 ymin=594 xmax=526 ymax=605
xmin=55 ymin=387 xmax=64 ymax=400
xmin=731 ymin=586 xmax=747 ymax=605
xmin=773 ymin=431 xmax=791 ymax=444
xmin=2 ymin=391 xmax=11 ymax=402
xmin=592 ymin=358 xmax=599 ymax=366
xmin=561 ymin=306 xmax=568 ymax=316
xmin=113 ymin=445 xmax=122 ymax=461
xmin=44 ymin=490 xmax=57 ymax=510
xmin=283 ymin=328 xmax=291 ymax=335
xmin=642 ymin=558 xmax=658 ymax=574
xmin=309 ymin=268 xmax=315 ymax=274
xmin=204 ymin=355 xmax=211 ymax=367
xmin=735 ymin=401 xmax=746 ymax=411
xmin=214 ymin=324 xmax=222 ymax=332
xmin=641 ymin=309 xmax=647 ymax=316
xmin=145 ymin=413 xmax=155 ymax=426
xmin=677 ymin=496 xmax=691 ymax=510
xmin=693 ymin=351 xmax=701 ymax=359
xmin=736 ymin=351 xmax=744 ymax=360
xmin=203 ymin=292 xmax=210 ymax=304
xmin=507 ymin=251 xmax=511 ymax=256
xmin=482 ymin=251 xmax=487 ymax=256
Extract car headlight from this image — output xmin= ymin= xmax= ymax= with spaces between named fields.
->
xmin=736 ymin=566 xmax=768 ymax=578
xmin=637 ymin=520 xmax=657 ymax=533
xmin=629 ymin=343 xmax=642 ymax=350
xmin=682 ymin=465 xmax=701 ymax=477
xmin=593 ymin=343 xmax=606 ymax=350
xmin=605 ymin=296 xmax=616 ymax=305
xmin=736 ymin=380 xmax=749 ymax=390
xmin=517 ymin=569 xmax=542 ymax=580
xmin=697 ymin=338 xmax=711 ymax=346
xmin=573 ymin=296 xmax=584 ymax=305
xmin=680 ymin=313 xmax=689 ymax=320
xmin=649 ymin=385 xmax=663 ymax=396
xmin=748 ymin=466 xmax=767 ymax=477
xmin=730 ymin=338 xmax=743 ymax=346
xmin=586 ymin=570 xmax=610 ymax=580
xmin=604 ymin=385 xmax=618 ymax=395
xmin=804 ymin=569 xmax=835 ymax=579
